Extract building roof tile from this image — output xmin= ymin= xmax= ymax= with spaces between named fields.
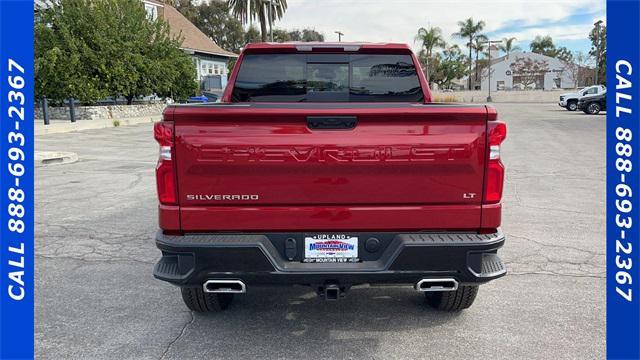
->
xmin=163 ymin=5 xmax=237 ymax=58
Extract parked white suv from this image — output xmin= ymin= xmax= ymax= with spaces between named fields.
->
xmin=558 ymin=85 xmax=606 ymax=111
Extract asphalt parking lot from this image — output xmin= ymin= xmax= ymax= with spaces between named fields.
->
xmin=35 ymin=103 xmax=605 ymax=359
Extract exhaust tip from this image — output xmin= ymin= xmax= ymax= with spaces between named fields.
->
xmin=415 ymin=278 xmax=458 ymax=292
xmin=203 ymin=280 xmax=246 ymax=294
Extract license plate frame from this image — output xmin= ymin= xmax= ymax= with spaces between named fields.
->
xmin=303 ymin=234 xmax=359 ymax=263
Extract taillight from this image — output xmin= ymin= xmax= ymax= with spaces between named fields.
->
xmin=154 ymin=121 xmax=177 ymax=205
xmin=484 ymin=121 xmax=506 ymax=204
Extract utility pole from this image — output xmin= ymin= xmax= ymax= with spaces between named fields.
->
xmin=482 ymin=40 xmax=503 ymax=102
xmin=335 ymin=31 xmax=344 ymax=42
xmin=594 ymin=20 xmax=603 ymax=85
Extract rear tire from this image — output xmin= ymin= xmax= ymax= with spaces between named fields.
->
xmin=180 ymin=287 xmax=234 ymax=312
xmin=567 ymin=101 xmax=578 ymax=111
xmin=425 ymin=285 xmax=479 ymax=311
xmin=587 ymin=102 xmax=601 ymax=115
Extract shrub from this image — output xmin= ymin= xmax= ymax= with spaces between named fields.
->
xmin=432 ymin=94 xmax=459 ymax=102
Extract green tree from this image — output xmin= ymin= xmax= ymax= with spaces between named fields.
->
xmin=36 ymin=0 xmax=197 ymax=104
xmin=273 ymin=28 xmax=292 ymax=42
xmin=286 ymin=29 xmax=302 ymax=41
xmin=172 ymin=0 xmax=198 ymax=20
xmin=155 ymin=45 xmax=199 ymax=101
xmin=300 ymin=28 xmax=324 ymax=42
xmin=431 ymin=45 xmax=468 ymax=89
xmin=228 ymin=0 xmax=288 ymax=42
xmin=453 ymin=18 xmax=485 ymax=89
xmin=529 ymin=35 xmax=573 ymax=62
xmin=245 ymin=25 xmax=262 ymax=43
xmin=529 ymin=35 xmax=556 ymax=56
xmin=589 ymin=24 xmax=606 ymax=85
xmin=35 ymin=1 xmax=107 ymax=104
xmin=554 ymin=46 xmax=573 ymax=62
xmin=272 ymin=27 xmax=324 ymax=42
xmin=497 ymin=37 xmax=520 ymax=58
xmin=414 ymin=26 xmax=446 ymax=85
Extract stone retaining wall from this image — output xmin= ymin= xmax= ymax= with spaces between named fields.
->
xmin=34 ymin=92 xmax=566 ymax=122
xmin=35 ymin=103 xmax=166 ymax=121
xmin=431 ymin=90 xmax=567 ymax=103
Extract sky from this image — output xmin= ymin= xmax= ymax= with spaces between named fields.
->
xmin=271 ymin=0 xmax=606 ymax=55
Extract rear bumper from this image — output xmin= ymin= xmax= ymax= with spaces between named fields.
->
xmin=153 ymin=230 xmax=506 ymax=287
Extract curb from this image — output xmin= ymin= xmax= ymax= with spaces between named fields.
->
xmin=35 ymin=151 xmax=79 ymax=167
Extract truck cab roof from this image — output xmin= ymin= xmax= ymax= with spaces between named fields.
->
xmin=242 ymin=42 xmax=413 ymax=53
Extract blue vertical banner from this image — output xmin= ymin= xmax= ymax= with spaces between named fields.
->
xmin=0 ymin=0 xmax=35 ymax=359
xmin=607 ymin=0 xmax=640 ymax=359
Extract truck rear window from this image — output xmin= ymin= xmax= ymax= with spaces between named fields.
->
xmin=231 ymin=54 xmax=424 ymax=102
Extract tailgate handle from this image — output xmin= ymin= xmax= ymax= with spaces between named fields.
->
xmin=307 ymin=116 xmax=357 ymax=130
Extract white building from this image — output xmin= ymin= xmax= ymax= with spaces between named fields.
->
xmin=487 ymin=44 xmax=500 ymax=60
xmin=480 ymin=51 xmax=577 ymax=91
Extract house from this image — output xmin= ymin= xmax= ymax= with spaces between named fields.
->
xmin=479 ymin=51 xmax=586 ymax=91
xmin=142 ymin=0 xmax=238 ymax=95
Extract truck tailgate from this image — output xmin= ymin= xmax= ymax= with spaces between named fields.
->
xmin=172 ymin=103 xmax=488 ymax=231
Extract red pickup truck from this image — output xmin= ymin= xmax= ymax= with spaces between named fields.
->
xmin=153 ymin=42 xmax=507 ymax=312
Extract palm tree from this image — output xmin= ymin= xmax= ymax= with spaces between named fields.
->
xmin=471 ymin=34 xmax=488 ymax=82
xmin=414 ymin=26 xmax=446 ymax=84
xmin=497 ymin=37 xmax=520 ymax=58
xmin=530 ymin=35 xmax=555 ymax=56
xmin=228 ymin=0 xmax=288 ymax=42
xmin=453 ymin=18 xmax=485 ymax=89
